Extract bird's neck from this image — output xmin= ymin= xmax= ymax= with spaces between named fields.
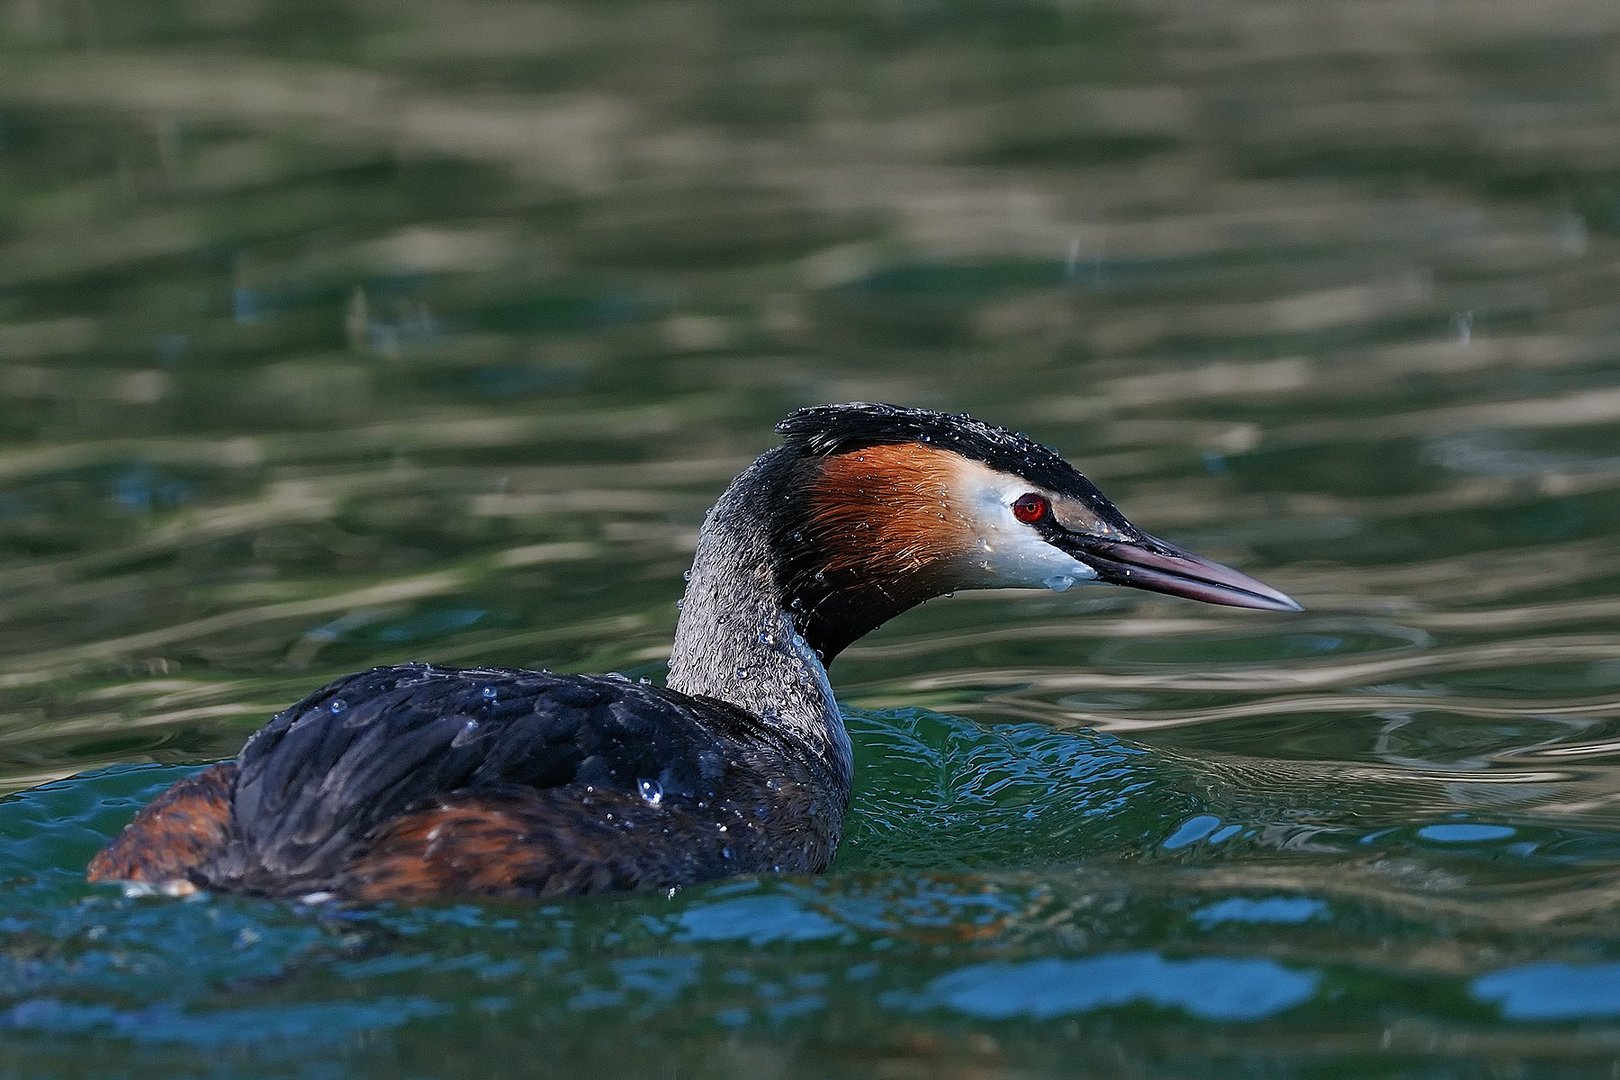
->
xmin=667 ymin=449 xmax=851 ymax=791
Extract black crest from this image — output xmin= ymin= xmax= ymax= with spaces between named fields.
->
xmin=778 ymin=402 xmax=1085 ymax=493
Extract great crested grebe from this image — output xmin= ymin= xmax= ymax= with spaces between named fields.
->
xmin=89 ymin=403 xmax=1299 ymax=901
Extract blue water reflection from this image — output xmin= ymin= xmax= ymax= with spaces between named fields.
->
xmin=1475 ymin=963 xmax=1620 ymax=1021
xmin=889 ymin=953 xmax=1320 ymax=1021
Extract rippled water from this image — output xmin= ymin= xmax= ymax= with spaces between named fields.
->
xmin=5 ymin=0 xmax=1620 ymax=1075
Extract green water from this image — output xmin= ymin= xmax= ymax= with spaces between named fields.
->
xmin=5 ymin=0 xmax=1620 ymax=1075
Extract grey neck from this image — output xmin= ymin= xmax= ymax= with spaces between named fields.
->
xmin=666 ymin=451 xmax=852 ymax=793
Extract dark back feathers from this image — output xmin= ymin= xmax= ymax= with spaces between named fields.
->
xmin=209 ymin=664 xmax=767 ymax=894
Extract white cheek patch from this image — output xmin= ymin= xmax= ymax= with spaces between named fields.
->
xmin=953 ymin=464 xmax=1099 ymax=592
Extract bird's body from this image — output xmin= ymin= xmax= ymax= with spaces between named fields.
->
xmin=90 ymin=666 xmax=842 ymax=899
xmin=89 ymin=403 xmax=1298 ymax=901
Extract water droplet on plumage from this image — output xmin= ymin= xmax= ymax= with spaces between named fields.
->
xmin=1044 ymin=574 xmax=1076 ymax=592
xmin=480 ymin=685 xmax=497 ymax=701
xmin=682 ymin=569 xmax=692 ymax=581
xmin=451 ymin=718 xmax=480 ymax=747
xmin=721 ymin=847 xmax=733 ymax=860
xmin=328 ymin=698 xmax=347 ymax=715
xmin=638 ymin=778 xmax=663 ymax=806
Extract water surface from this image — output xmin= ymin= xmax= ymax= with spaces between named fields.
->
xmin=4 ymin=1 xmax=1620 ymax=1076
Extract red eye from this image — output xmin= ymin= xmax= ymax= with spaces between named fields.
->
xmin=1011 ymin=492 xmax=1049 ymax=524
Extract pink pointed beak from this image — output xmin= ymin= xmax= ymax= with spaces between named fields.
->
xmin=1070 ymin=535 xmax=1302 ymax=612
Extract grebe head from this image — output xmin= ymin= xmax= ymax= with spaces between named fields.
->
xmin=766 ymin=402 xmax=1300 ymax=661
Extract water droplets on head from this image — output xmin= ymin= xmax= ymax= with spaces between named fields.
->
xmin=451 ymin=717 xmax=480 ymax=747
xmin=637 ymin=778 xmax=664 ymax=806
xmin=480 ymin=685 xmax=497 ymax=701
xmin=328 ymin=698 xmax=348 ymax=715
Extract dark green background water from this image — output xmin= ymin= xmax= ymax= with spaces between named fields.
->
xmin=4 ymin=1 xmax=1620 ymax=1076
